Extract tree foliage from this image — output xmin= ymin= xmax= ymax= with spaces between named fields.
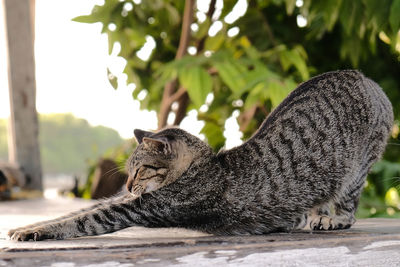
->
xmin=74 ymin=0 xmax=400 ymax=147
xmin=74 ymin=0 xmax=400 ymax=216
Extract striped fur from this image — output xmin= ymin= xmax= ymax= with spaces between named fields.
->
xmin=9 ymin=70 xmax=393 ymax=241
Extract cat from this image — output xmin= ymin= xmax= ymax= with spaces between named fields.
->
xmin=9 ymin=70 xmax=393 ymax=241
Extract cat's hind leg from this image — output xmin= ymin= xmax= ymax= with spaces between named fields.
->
xmin=328 ymin=174 xmax=365 ymax=230
xmin=306 ymin=201 xmax=356 ymax=230
xmin=306 ymin=171 xmax=366 ymax=231
xmin=316 ymin=110 xmax=395 ymax=231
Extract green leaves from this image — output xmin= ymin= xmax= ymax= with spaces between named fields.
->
xmin=178 ymin=66 xmax=212 ymax=108
xmin=198 ymin=88 xmax=233 ymax=151
xmin=279 ymin=46 xmax=309 ymax=80
xmin=204 ymin=32 xmax=226 ymax=51
xmin=72 ymin=15 xmax=99 ymax=24
xmin=284 ymin=0 xmax=296 ymax=15
xmin=305 ymin=0 xmax=343 ymax=32
xmin=200 ymin=120 xmax=225 ymax=151
xmin=390 ymin=0 xmax=400 ymax=33
xmin=304 ymin=0 xmax=400 ymax=66
xmin=107 ymin=69 xmax=118 ymax=89
xmin=214 ymin=58 xmax=247 ymax=94
xmin=72 ymin=0 xmax=119 ymax=24
xmin=74 ymin=0 xmax=400 ymax=150
xmin=242 ymin=72 xmax=295 ymax=110
xmin=371 ymin=160 xmax=400 ymax=194
xmin=339 ymin=1 xmax=360 ymax=36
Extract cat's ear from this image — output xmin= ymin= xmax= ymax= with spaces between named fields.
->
xmin=134 ymin=129 xmax=152 ymax=144
xmin=142 ymin=137 xmax=171 ymax=154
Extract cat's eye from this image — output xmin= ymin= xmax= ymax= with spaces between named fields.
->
xmin=133 ymin=168 xmax=140 ymax=179
xmin=143 ymin=164 xmax=163 ymax=171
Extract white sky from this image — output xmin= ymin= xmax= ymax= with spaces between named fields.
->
xmin=0 ymin=0 xmax=242 ymax=147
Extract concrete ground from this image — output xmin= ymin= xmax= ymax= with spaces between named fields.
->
xmin=0 ymin=198 xmax=399 ymax=266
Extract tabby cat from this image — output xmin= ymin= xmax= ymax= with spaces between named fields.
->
xmin=9 ymin=70 xmax=393 ymax=241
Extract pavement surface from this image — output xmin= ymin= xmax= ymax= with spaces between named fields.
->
xmin=0 ymin=198 xmax=399 ymax=266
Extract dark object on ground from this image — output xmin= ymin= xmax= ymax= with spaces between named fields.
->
xmin=0 ymin=162 xmax=26 ymax=200
xmin=0 ymin=169 xmax=10 ymax=200
xmin=91 ymin=159 xmax=128 ymax=199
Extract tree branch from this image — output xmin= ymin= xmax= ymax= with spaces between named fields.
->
xmin=158 ymin=80 xmax=176 ymax=129
xmin=238 ymin=105 xmax=258 ymax=132
xmin=158 ymin=0 xmax=219 ymax=128
xmin=158 ymin=0 xmax=195 ymax=129
xmin=173 ymin=93 xmax=189 ymax=125
xmin=176 ymin=0 xmax=195 ymax=59
xmin=172 ymin=0 xmax=218 ymax=126
xmin=196 ymin=0 xmax=217 ymax=52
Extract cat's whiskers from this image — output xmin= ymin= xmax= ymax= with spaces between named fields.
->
xmin=138 ymin=195 xmax=143 ymax=207
xmin=375 ymin=176 xmax=400 ymax=189
xmin=102 ymin=166 xmax=126 ymax=177
xmin=387 ymin=142 xmax=400 ymax=146
xmin=391 ymin=177 xmax=400 ymax=187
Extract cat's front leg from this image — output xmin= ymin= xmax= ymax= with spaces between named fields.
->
xmin=10 ymin=207 xmax=127 ymax=241
xmin=8 ymin=194 xmax=128 ymax=238
xmin=10 ymin=213 xmax=106 ymax=241
xmin=9 ymin=194 xmax=137 ymax=241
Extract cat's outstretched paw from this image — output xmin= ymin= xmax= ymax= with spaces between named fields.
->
xmin=9 ymin=228 xmax=52 ymax=241
xmin=7 ymin=228 xmax=18 ymax=238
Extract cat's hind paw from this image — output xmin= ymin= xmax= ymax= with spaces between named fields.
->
xmin=309 ymin=215 xmax=353 ymax=230
xmin=310 ymin=215 xmax=333 ymax=230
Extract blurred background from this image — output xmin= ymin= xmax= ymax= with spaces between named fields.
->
xmin=0 ymin=0 xmax=399 ymax=218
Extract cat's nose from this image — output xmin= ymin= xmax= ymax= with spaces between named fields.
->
xmin=126 ymin=176 xmax=134 ymax=193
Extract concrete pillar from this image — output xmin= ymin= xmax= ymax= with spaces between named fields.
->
xmin=4 ymin=0 xmax=42 ymax=190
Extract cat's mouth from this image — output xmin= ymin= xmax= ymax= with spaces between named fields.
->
xmin=128 ymin=180 xmax=161 ymax=197
xmin=131 ymin=184 xmax=144 ymax=197
xmin=126 ymin=175 xmax=143 ymax=197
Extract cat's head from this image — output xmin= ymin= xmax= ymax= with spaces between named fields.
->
xmin=126 ymin=127 xmax=212 ymax=197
